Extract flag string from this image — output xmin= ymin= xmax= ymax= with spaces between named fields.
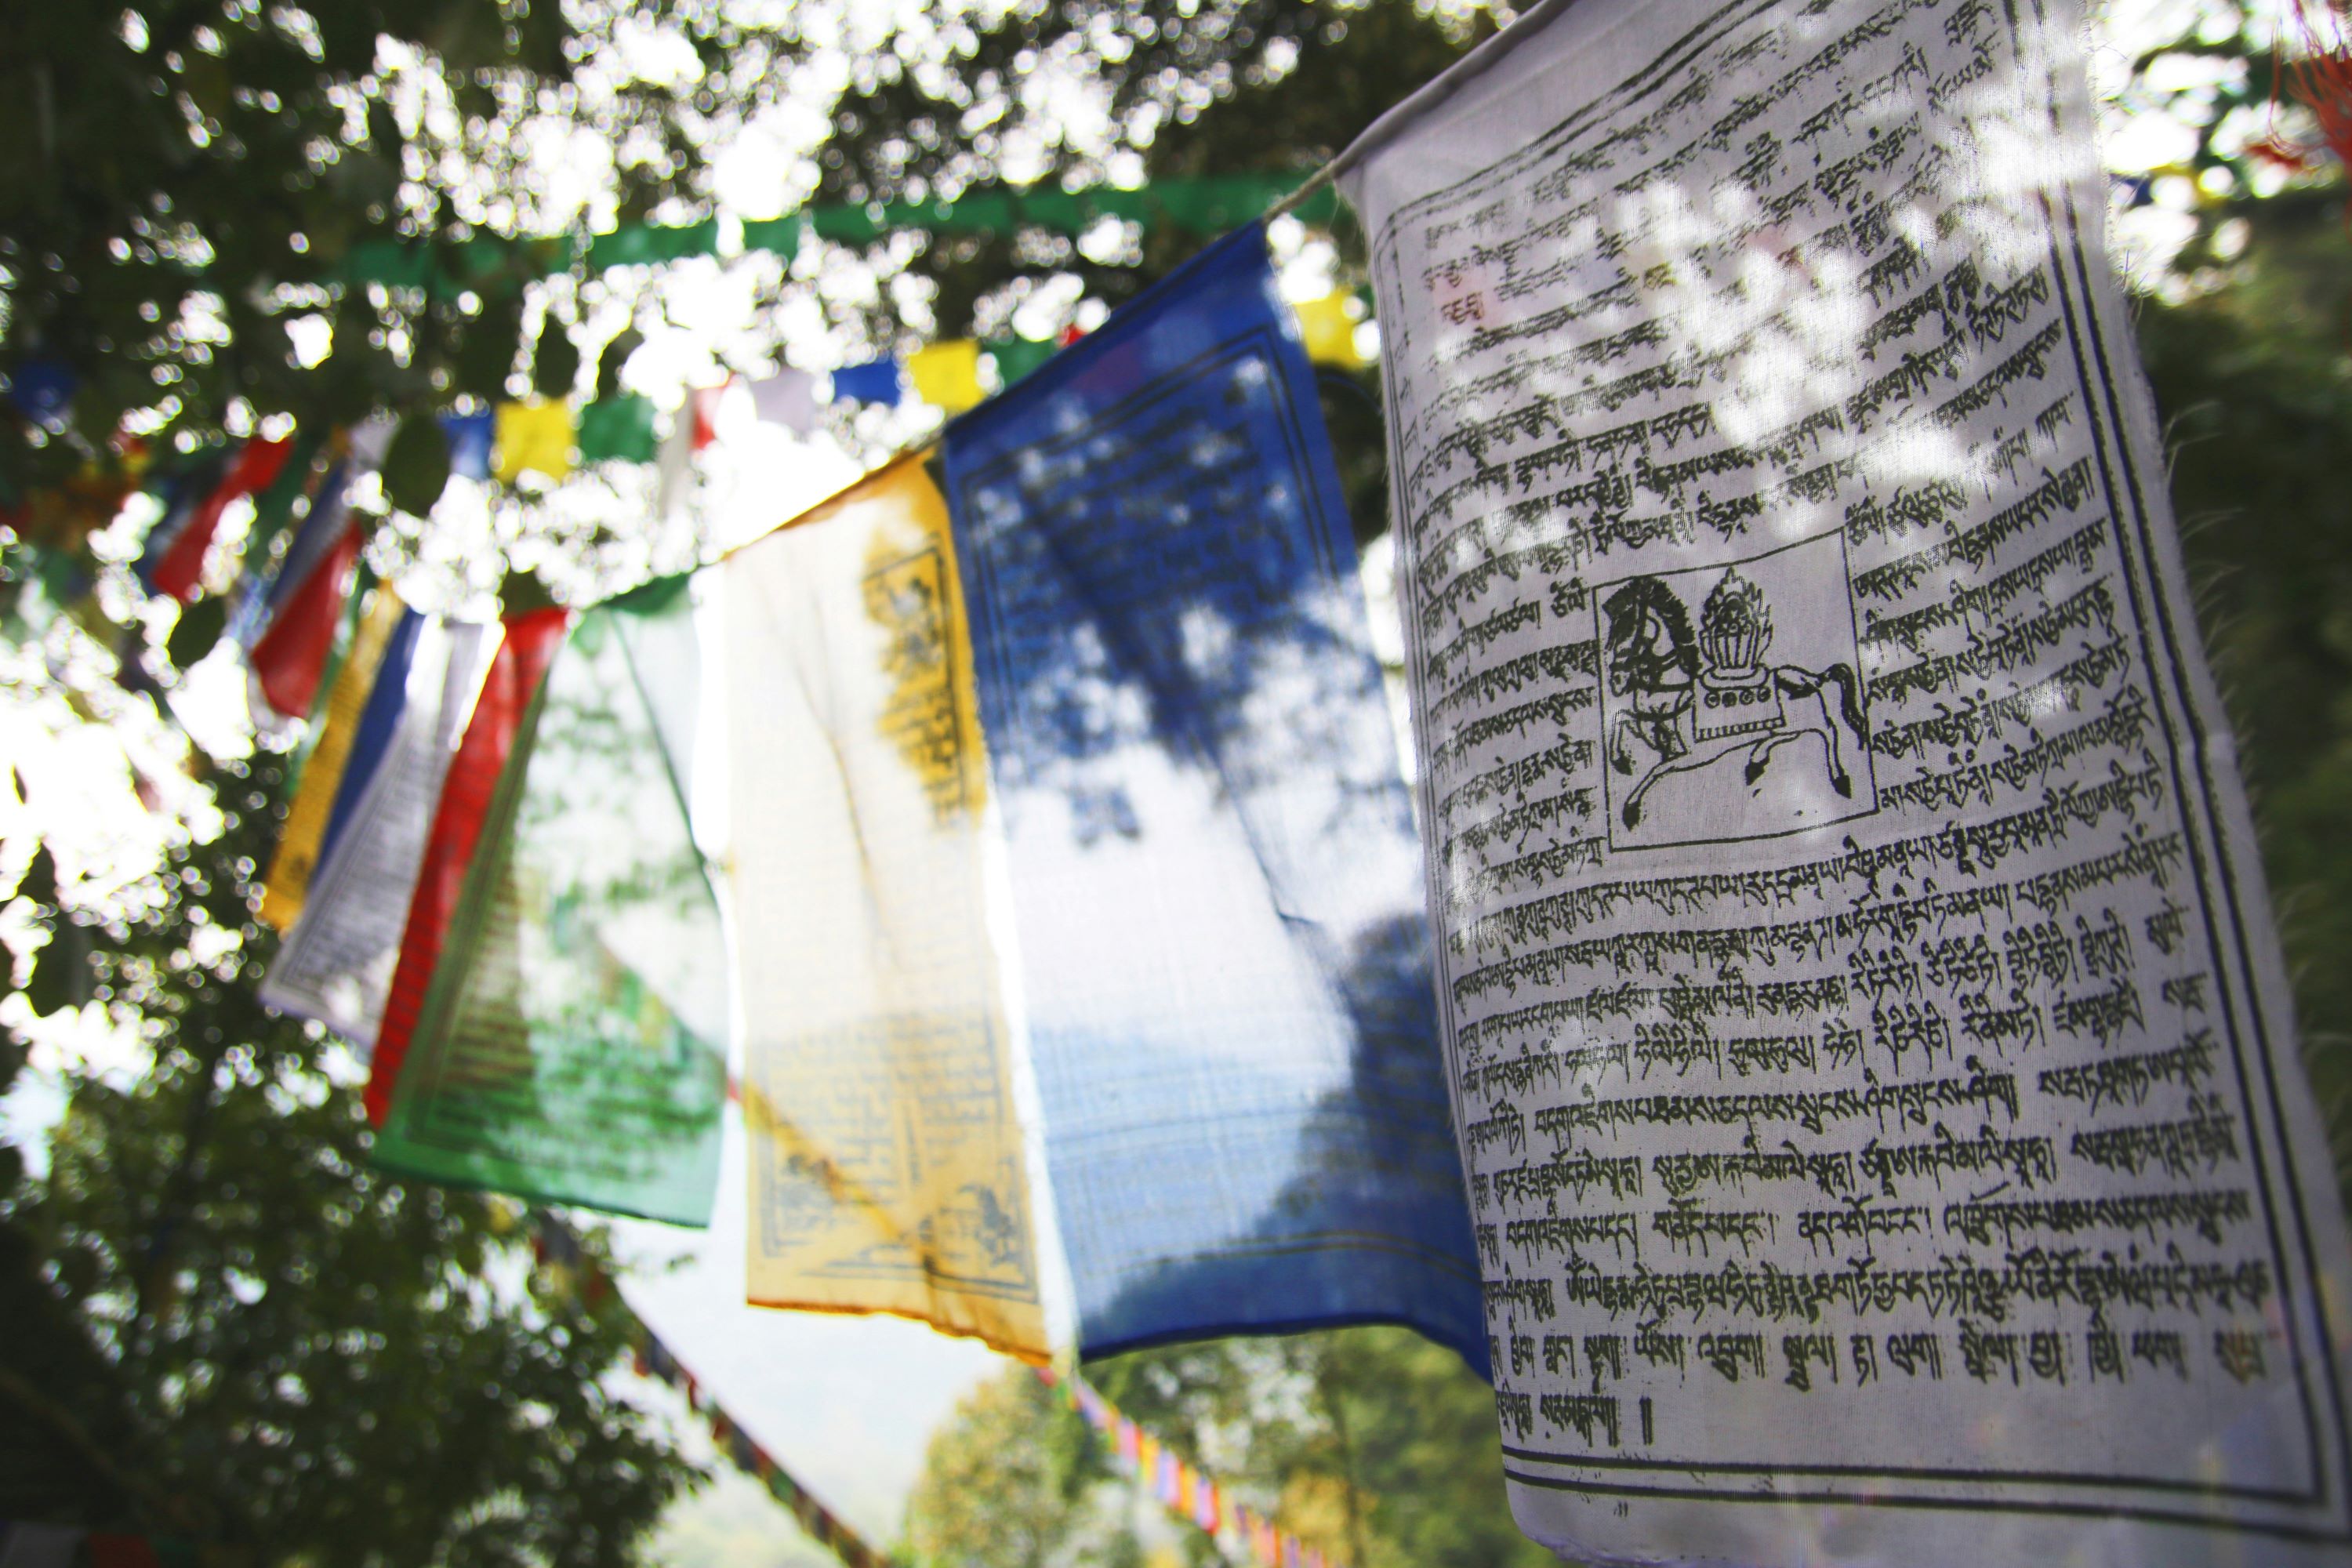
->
xmin=529 ymin=1214 xmax=901 ymax=1568
xmin=1033 ymin=1365 xmax=1346 ymax=1568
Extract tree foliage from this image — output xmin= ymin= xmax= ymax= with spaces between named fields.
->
xmin=0 ymin=753 xmax=699 ymax=1562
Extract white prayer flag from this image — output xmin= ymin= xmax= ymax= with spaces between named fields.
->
xmin=748 ymin=368 xmax=819 ymax=434
xmin=1339 ymin=0 xmax=2352 ymax=1561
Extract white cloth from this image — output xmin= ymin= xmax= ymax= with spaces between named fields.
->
xmin=1340 ymin=0 xmax=2352 ymax=1561
xmin=0 ymin=1525 xmax=85 ymax=1568
xmin=747 ymin=368 xmax=819 ymax=434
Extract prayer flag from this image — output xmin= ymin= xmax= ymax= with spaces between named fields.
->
xmin=223 ymin=435 xmax=328 ymax=643
xmin=133 ymin=453 xmax=229 ymax=597
xmin=0 ymin=1523 xmax=85 ymax=1568
xmin=748 ymin=368 xmax=819 ymax=433
xmin=985 ymin=336 xmax=1055 ymax=388
xmin=258 ymin=588 xmax=407 ymax=927
xmin=143 ymin=436 xmax=296 ymax=602
xmin=742 ymin=216 xmax=801 ymax=262
xmin=908 ymin=339 xmax=985 ymax=412
xmin=363 ymin=608 xmax=568 ymax=1125
xmin=234 ymin=457 xmax=356 ymax=655
xmin=829 ymin=358 xmax=903 ymax=406
xmin=576 ymin=395 xmax=660 ymax=464
xmin=371 ymin=579 xmax=725 ymax=1224
xmin=441 ymin=411 xmax=495 ymax=481
xmin=727 ymin=457 xmax=1046 ymax=1354
xmin=263 ymin=619 xmax=492 ymax=1049
xmin=247 ymin=516 xmax=361 ymax=718
xmin=586 ymin=220 xmax=719 ymax=271
xmin=942 ymin=224 xmax=1484 ymax=1366
xmin=82 ymin=1538 xmax=159 ymax=1568
xmin=316 ymin=605 xmax=427 ymax=873
xmin=1338 ymin=0 xmax=2352 ymax=1560
xmin=7 ymin=360 xmax=77 ymax=429
xmin=1291 ymin=293 xmax=1368 ymax=372
xmin=492 ymin=399 xmax=575 ymax=485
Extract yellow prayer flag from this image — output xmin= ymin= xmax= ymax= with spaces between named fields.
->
xmin=492 ymin=398 xmax=575 ymax=485
xmin=1293 ymin=292 xmax=1370 ymax=371
xmin=907 ymin=339 xmax=986 ymax=412
xmin=725 ymin=456 xmax=1047 ymax=1359
xmin=259 ymin=588 xmax=406 ymax=929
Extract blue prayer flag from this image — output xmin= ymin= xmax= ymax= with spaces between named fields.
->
xmin=441 ymin=411 xmax=495 ymax=481
xmin=829 ymin=358 xmax=903 ymax=406
xmin=942 ymin=225 xmax=1486 ymax=1370
xmin=318 ymin=604 xmax=425 ymax=871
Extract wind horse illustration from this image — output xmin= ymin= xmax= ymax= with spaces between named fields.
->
xmin=1599 ymin=568 xmax=1870 ymax=830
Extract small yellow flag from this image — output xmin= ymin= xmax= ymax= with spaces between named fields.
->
xmin=908 ymin=339 xmax=986 ymax=412
xmin=493 ymin=398 xmax=575 ymax=485
xmin=1294 ymin=292 xmax=1370 ymax=371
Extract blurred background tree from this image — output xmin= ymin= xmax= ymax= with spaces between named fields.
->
xmin=0 ymin=757 xmax=698 ymax=1561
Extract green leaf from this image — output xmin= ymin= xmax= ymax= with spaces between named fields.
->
xmin=381 ymin=412 xmax=452 ymax=517
xmin=594 ymin=330 xmax=643 ymax=401
xmin=25 ymin=922 xmax=90 ymax=1016
xmin=455 ymin=292 xmax=525 ymax=403
xmin=166 ymin=595 xmax=229 ymax=671
xmin=530 ymin=320 xmax=580 ymax=401
xmin=13 ymin=844 xmax=56 ymax=910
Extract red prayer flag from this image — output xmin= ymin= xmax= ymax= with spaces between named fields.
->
xmin=247 ymin=522 xmax=361 ymax=718
xmin=86 ymin=1537 xmax=163 ymax=1568
xmin=691 ymin=383 xmax=726 ymax=450
xmin=361 ymin=607 xmax=570 ymax=1125
xmin=147 ymin=436 xmax=296 ymax=602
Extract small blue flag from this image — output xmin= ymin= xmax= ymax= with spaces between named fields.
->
xmin=440 ymin=411 xmax=495 ymax=481
xmin=829 ymin=358 xmax=903 ymax=406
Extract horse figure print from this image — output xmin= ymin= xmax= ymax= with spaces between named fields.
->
xmin=1595 ymin=529 xmax=1877 ymax=849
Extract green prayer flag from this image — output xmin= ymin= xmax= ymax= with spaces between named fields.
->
xmin=809 ymin=205 xmax=884 ymax=245
xmin=576 ymin=396 xmax=660 ymax=464
xmin=741 ymin=216 xmax=801 ymax=262
xmin=372 ymin=576 xmax=727 ymax=1225
xmin=986 ymin=336 xmax=1057 ymax=387
xmin=587 ymin=220 xmax=720 ymax=271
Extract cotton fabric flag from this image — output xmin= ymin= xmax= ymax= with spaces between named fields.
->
xmin=1338 ymin=0 xmax=2352 ymax=1561
xmin=747 ymin=368 xmax=819 ymax=433
xmin=141 ymin=434 xmax=296 ymax=602
xmin=907 ymin=339 xmax=985 ymax=412
xmin=1291 ymin=294 xmax=1369 ymax=371
xmin=441 ymin=412 xmax=495 ymax=481
xmin=363 ymin=608 xmax=569 ymax=1125
xmin=726 ymin=456 xmax=1046 ymax=1354
xmin=233 ymin=456 xmax=354 ymax=654
xmin=315 ymin=605 xmax=428 ymax=873
xmin=263 ymin=619 xmax=492 ymax=1047
xmin=942 ymin=223 xmax=1485 ymax=1366
xmin=492 ymin=399 xmax=575 ymax=485
xmin=576 ymin=395 xmax=660 ymax=463
xmin=0 ymin=1523 xmax=85 ymax=1568
xmin=829 ymin=358 xmax=903 ymax=406
xmin=247 ymin=515 xmax=361 ymax=719
xmin=258 ymin=587 xmax=406 ymax=927
xmin=986 ymin=337 xmax=1056 ymax=388
xmin=132 ymin=453 xmax=230 ymax=597
xmin=372 ymin=579 xmax=724 ymax=1224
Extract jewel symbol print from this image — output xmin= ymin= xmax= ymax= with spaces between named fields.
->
xmin=1595 ymin=528 xmax=1877 ymax=848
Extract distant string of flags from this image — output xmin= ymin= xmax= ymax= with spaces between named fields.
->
xmin=527 ymin=1210 xmax=1351 ymax=1568
xmin=526 ymin=1218 xmax=896 ymax=1568
xmin=1035 ymin=1365 xmax=1348 ymax=1568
